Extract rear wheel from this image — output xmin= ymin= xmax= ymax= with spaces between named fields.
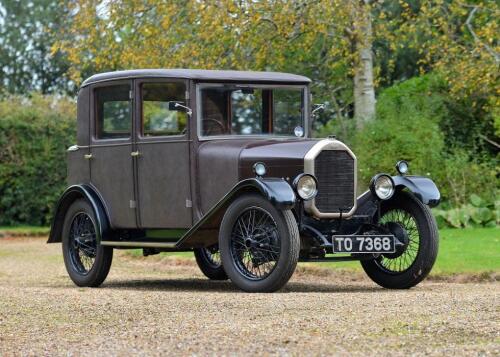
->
xmin=361 ymin=191 xmax=439 ymax=289
xmin=62 ymin=199 xmax=113 ymax=287
xmin=194 ymin=245 xmax=228 ymax=280
xmin=219 ymin=194 xmax=300 ymax=292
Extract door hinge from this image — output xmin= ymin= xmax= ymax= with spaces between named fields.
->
xmin=185 ymin=90 xmax=190 ymax=100
xmin=130 ymin=200 xmax=136 ymax=209
xmin=129 ymin=90 xmax=133 ymax=100
xmin=186 ymin=199 xmax=192 ymax=208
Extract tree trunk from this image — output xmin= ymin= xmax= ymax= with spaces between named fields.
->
xmin=353 ymin=2 xmax=376 ymax=129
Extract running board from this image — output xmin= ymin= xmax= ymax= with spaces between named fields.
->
xmin=299 ymin=255 xmax=375 ymax=262
xmin=100 ymin=241 xmax=177 ymax=248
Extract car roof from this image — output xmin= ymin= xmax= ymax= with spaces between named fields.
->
xmin=81 ymin=69 xmax=311 ymax=87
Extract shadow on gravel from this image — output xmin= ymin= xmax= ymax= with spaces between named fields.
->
xmin=100 ymin=278 xmax=380 ymax=293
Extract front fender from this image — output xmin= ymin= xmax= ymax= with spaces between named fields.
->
xmin=176 ymin=178 xmax=296 ymax=248
xmin=247 ymin=178 xmax=296 ymax=209
xmin=392 ymin=175 xmax=440 ymax=207
xmin=356 ymin=175 xmax=441 ymax=216
xmin=47 ymin=184 xmax=111 ymax=243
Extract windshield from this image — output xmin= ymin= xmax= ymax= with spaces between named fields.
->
xmin=199 ymin=85 xmax=305 ymax=137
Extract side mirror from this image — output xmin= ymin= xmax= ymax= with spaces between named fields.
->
xmin=168 ymin=101 xmax=185 ymax=111
xmin=168 ymin=101 xmax=192 ymax=116
xmin=312 ymin=103 xmax=326 ymax=116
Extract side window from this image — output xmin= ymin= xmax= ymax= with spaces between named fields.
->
xmin=141 ymin=82 xmax=187 ymax=137
xmin=95 ymin=84 xmax=131 ymax=139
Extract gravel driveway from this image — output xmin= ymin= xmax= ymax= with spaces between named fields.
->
xmin=0 ymin=237 xmax=498 ymax=356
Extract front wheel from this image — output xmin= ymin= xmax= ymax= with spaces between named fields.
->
xmin=361 ymin=191 xmax=439 ymax=289
xmin=62 ymin=199 xmax=113 ymax=287
xmin=219 ymin=194 xmax=300 ymax=292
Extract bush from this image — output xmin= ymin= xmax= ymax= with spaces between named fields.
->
xmin=0 ymin=94 xmax=75 ymax=226
xmin=434 ymin=193 xmax=500 ymax=229
xmin=345 ymin=74 xmax=498 ymax=207
xmin=352 ymin=75 xmax=445 ymax=191
xmin=435 ymin=149 xmax=498 ymax=207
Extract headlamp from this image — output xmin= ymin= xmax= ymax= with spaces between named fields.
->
xmin=370 ymin=174 xmax=395 ymax=200
xmin=293 ymin=174 xmax=318 ymax=200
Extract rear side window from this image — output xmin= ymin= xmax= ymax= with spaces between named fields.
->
xmin=95 ymin=84 xmax=131 ymax=139
xmin=141 ymin=82 xmax=187 ymax=136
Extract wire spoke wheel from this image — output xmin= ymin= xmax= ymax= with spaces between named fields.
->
xmin=68 ymin=212 xmax=97 ymax=275
xmin=376 ymin=209 xmax=420 ymax=273
xmin=201 ymin=246 xmax=222 ymax=268
xmin=361 ymin=192 xmax=439 ymax=289
xmin=62 ymin=199 xmax=113 ymax=287
xmin=194 ymin=244 xmax=228 ymax=280
xmin=220 ymin=194 xmax=300 ymax=292
xmin=230 ymin=206 xmax=281 ymax=281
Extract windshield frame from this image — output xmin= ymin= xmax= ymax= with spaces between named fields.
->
xmin=196 ymin=82 xmax=310 ymax=141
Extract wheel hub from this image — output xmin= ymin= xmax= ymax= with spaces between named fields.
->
xmin=245 ymin=238 xmax=253 ymax=248
xmin=384 ymin=222 xmax=409 ymax=259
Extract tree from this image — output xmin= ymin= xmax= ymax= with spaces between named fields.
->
xmin=57 ymin=0 xmax=383 ymax=129
xmin=376 ymin=0 xmax=499 ymax=142
xmin=57 ymin=0 xmax=498 ymax=134
xmin=0 ymin=0 xmax=72 ymax=94
xmin=352 ymin=0 xmax=376 ymax=126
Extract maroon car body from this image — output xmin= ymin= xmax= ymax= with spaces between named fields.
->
xmin=49 ymin=69 xmax=441 ymax=292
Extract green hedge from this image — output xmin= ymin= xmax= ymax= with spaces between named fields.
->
xmin=0 ymin=94 xmax=75 ymax=226
xmin=1 ymin=78 xmax=497 ymax=226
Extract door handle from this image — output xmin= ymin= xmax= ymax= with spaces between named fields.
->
xmin=84 ymin=154 xmax=93 ymax=160
xmin=131 ymin=151 xmax=141 ymax=157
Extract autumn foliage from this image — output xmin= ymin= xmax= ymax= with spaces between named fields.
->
xmin=57 ymin=1 xmax=498 ymax=130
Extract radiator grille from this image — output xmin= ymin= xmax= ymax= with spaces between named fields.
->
xmin=314 ymin=150 xmax=355 ymax=213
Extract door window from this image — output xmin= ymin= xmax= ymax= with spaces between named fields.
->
xmin=95 ymin=84 xmax=131 ymax=139
xmin=141 ymin=82 xmax=187 ymax=137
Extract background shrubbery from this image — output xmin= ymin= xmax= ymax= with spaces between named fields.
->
xmin=317 ymin=74 xmax=499 ymax=228
xmin=0 ymin=76 xmax=497 ymax=228
xmin=434 ymin=194 xmax=499 ymax=229
xmin=0 ymin=95 xmax=75 ymax=226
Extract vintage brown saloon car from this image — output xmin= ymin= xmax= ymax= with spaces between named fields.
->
xmin=48 ymin=69 xmax=440 ymax=292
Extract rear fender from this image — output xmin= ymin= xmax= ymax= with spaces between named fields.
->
xmin=47 ymin=184 xmax=110 ymax=243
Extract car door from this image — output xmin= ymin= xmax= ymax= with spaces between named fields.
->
xmin=89 ymin=80 xmax=137 ymax=228
xmin=134 ymin=79 xmax=192 ymax=228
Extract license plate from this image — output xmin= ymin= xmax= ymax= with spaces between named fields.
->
xmin=331 ymin=235 xmax=396 ymax=254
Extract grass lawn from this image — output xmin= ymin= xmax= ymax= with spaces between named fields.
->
xmin=0 ymin=226 xmax=50 ymax=236
xmin=125 ymin=228 xmax=499 ymax=275
xmin=316 ymin=228 xmax=500 ymax=274
xmin=1 ymin=226 xmax=498 ymax=274
xmin=433 ymin=228 xmax=499 ymax=273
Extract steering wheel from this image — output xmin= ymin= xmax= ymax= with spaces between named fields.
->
xmin=203 ymin=118 xmax=227 ymax=135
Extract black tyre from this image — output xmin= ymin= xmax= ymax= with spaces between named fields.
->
xmin=219 ymin=194 xmax=300 ymax=292
xmin=62 ymin=199 xmax=113 ymax=287
xmin=194 ymin=245 xmax=228 ymax=280
xmin=361 ymin=191 xmax=439 ymax=289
